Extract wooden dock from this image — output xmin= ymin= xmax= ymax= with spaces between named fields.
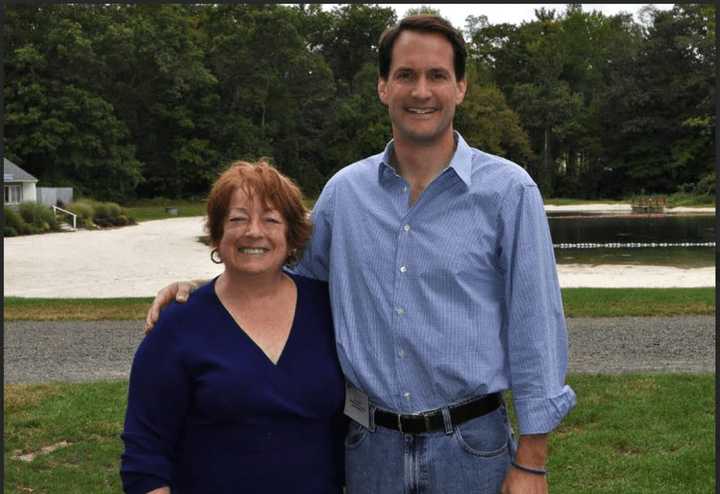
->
xmin=631 ymin=195 xmax=667 ymax=213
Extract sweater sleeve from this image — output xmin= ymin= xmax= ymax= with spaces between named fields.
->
xmin=120 ymin=311 xmax=191 ymax=493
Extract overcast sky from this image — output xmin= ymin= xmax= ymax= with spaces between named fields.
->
xmin=323 ymin=4 xmax=675 ymax=28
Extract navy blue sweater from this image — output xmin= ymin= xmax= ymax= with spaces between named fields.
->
xmin=121 ymin=273 xmax=346 ymax=493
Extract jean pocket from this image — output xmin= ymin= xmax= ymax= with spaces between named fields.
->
xmin=453 ymin=405 xmax=510 ymax=457
xmin=344 ymin=421 xmax=369 ymax=450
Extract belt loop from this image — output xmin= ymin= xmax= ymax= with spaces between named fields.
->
xmin=368 ymin=404 xmax=377 ymax=433
xmin=441 ymin=406 xmax=453 ymax=435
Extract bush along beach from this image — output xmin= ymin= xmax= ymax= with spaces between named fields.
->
xmin=66 ymin=199 xmax=136 ymax=229
xmin=4 ymin=199 xmax=136 ymax=236
xmin=4 ymin=203 xmax=59 ymax=237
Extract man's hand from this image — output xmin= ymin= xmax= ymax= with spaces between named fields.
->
xmin=500 ymin=467 xmax=548 ymax=494
xmin=144 ymin=280 xmax=201 ymax=334
xmin=501 ymin=433 xmax=549 ymax=494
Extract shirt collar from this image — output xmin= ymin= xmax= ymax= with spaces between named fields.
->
xmin=377 ymin=131 xmax=473 ymax=187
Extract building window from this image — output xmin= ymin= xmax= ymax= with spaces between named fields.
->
xmin=4 ymin=184 xmax=22 ymax=204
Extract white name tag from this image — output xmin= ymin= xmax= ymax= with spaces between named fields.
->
xmin=343 ymin=382 xmax=370 ymax=429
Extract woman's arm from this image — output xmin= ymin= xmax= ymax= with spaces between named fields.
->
xmin=121 ymin=314 xmax=191 ymax=494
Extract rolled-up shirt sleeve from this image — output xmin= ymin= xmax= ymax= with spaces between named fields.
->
xmin=498 ymin=182 xmax=576 ymax=435
xmin=120 ymin=312 xmax=190 ymax=493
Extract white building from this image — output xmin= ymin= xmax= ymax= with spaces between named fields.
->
xmin=4 ymin=158 xmax=38 ymax=206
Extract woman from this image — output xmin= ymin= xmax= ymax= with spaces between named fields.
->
xmin=120 ymin=161 xmax=346 ymax=494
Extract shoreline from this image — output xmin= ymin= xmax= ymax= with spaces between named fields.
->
xmin=4 ymin=209 xmax=715 ymax=298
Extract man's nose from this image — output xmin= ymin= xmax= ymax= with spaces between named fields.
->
xmin=411 ymin=76 xmax=431 ymax=99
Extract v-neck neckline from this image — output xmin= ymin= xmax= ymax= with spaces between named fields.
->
xmin=211 ymin=273 xmax=300 ymax=368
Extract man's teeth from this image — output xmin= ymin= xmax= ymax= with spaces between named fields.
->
xmin=239 ymin=248 xmax=267 ymax=254
xmin=408 ymin=108 xmax=435 ymax=114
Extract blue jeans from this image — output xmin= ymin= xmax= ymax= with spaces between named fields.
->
xmin=345 ymin=401 xmax=516 ymax=494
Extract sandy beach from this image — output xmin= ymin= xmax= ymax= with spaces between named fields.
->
xmin=5 ymin=206 xmax=714 ymax=298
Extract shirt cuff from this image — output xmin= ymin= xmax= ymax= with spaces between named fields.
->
xmin=513 ymin=385 xmax=577 ymax=435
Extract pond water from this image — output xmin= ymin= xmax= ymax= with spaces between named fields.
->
xmin=548 ymin=213 xmax=715 ymax=267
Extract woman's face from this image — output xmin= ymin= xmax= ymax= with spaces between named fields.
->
xmin=217 ymin=187 xmax=289 ymax=278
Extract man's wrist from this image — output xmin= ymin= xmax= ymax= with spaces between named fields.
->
xmin=511 ymin=460 xmax=548 ymax=476
xmin=515 ymin=433 xmax=549 ymax=469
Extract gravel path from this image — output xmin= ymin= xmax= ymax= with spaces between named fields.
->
xmin=4 ymin=316 xmax=714 ymax=384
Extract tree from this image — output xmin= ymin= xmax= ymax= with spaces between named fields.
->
xmin=455 ymin=66 xmax=532 ymax=164
xmin=4 ymin=5 xmax=142 ymax=201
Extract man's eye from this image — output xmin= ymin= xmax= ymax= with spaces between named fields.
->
xmin=396 ymin=72 xmax=412 ymax=80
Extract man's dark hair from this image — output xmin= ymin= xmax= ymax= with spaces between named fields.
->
xmin=378 ymin=15 xmax=467 ymax=81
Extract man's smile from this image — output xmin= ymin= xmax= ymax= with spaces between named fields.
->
xmin=406 ymin=107 xmax=437 ymax=115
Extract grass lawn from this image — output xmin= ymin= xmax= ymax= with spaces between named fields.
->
xmin=124 ymin=198 xmax=316 ymax=222
xmin=4 ymin=288 xmax=714 ymax=321
xmin=561 ymin=287 xmax=715 ymax=318
xmin=4 ymin=374 xmax=714 ymax=493
xmin=4 ymin=297 xmax=154 ymax=321
xmin=121 ymin=196 xmax=715 ymax=222
xmin=123 ymin=199 xmax=207 ymax=222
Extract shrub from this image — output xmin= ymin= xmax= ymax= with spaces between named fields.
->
xmin=67 ymin=198 xmax=133 ymax=229
xmin=4 ymin=207 xmax=26 ymax=233
xmin=67 ymin=201 xmax=94 ymax=222
xmin=113 ymin=215 xmax=129 ymax=226
xmin=18 ymin=202 xmax=57 ymax=231
xmin=106 ymin=202 xmax=122 ymax=218
xmin=694 ymin=171 xmax=715 ymax=197
xmin=93 ymin=201 xmax=110 ymax=220
xmin=4 ymin=226 xmax=17 ymax=237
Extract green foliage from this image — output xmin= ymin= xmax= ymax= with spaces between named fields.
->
xmin=3 ymin=5 xmax=715 ymax=201
xmin=4 ymin=207 xmax=27 ymax=235
xmin=18 ymin=202 xmax=58 ymax=233
xmin=66 ymin=198 xmax=133 ymax=228
xmin=3 ymin=203 xmax=60 ymax=236
xmin=455 ymin=74 xmax=533 ymax=164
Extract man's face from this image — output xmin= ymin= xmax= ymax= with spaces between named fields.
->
xmin=378 ymin=30 xmax=466 ymax=146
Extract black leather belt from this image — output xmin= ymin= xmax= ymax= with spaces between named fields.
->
xmin=373 ymin=393 xmax=502 ymax=434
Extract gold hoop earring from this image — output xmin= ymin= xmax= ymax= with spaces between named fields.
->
xmin=210 ymin=249 xmax=222 ymax=264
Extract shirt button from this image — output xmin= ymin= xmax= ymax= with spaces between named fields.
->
xmin=395 ymin=307 xmax=405 ymax=315
xmin=399 ymin=265 xmax=407 ymax=273
xmin=398 ymin=349 xmax=405 ymax=358
xmin=403 ymin=392 xmax=411 ymax=400
xmin=403 ymin=224 xmax=411 ymax=232
xmin=402 ymin=186 xmax=408 ymax=193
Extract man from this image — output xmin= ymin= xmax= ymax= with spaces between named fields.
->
xmin=147 ymin=15 xmax=575 ymax=494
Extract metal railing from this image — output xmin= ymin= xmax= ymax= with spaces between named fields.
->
xmin=52 ymin=205 xmax=77 ymax=230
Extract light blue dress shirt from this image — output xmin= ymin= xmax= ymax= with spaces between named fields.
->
xmin=295 ymin=132 xmax=576 ymax=435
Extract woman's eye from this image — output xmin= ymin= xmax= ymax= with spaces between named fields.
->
xmin=230 ymin=217 xmax=247 ymax=223
xmin=265 ymin=217 xmax=281 ymax=224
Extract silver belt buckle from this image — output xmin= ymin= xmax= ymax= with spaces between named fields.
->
xmin=398 ymin=411 xmax=432 ymax=433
